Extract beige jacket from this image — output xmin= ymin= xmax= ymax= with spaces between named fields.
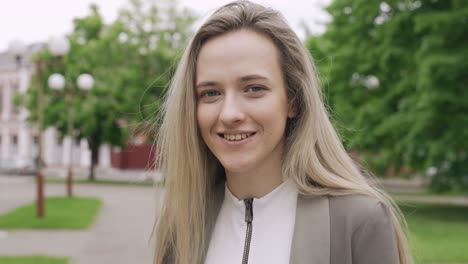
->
xmin=202 ymin=185 xmax=400 ymax=264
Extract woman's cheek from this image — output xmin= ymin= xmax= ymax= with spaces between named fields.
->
xmin=197 ymin=104 xmax=217 ymax=135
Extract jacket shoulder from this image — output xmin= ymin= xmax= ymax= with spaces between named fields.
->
xmin=328 ymin=194 xmax=391 ymax=231
xmin=327 ymin=195 xmax=399 ymax=264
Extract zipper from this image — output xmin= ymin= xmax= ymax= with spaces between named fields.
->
xmin=242 ymin=198 xmax=254 ymax=264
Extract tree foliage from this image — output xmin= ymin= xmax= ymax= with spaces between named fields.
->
xmin=308 ymin=0 xmax=468 ymax=191
xmin=20 ymin=0 xmax=196 ymax=179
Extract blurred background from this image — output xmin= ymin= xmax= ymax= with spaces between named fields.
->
xmin=0 ymin=0 xmax=466 ymax=264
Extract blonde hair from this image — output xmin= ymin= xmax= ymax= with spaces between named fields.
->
xmin=153 ymin=1 xmax=413 ymax=264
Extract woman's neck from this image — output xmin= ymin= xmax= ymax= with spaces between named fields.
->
xmin=225 ymin=166 xmax=284 ymax=200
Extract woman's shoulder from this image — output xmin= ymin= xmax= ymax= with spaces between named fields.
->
xmin=328 ymin=194 xmax=388 ymax=215
xmin=296 ymin=194 xmax=399 ymax=263
xmin=326 ymin=195 xmax=400 ymax=263
xmin=327 ymin=194 xmax=393 ymax=231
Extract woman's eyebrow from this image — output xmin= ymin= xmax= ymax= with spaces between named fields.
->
xmin=195 ymin=81 xmax=218 ymax=89
xmin=195 ymin=74 xmax=269 ymax=89
xmin=239 ymin=74 xmax=269 ymax=82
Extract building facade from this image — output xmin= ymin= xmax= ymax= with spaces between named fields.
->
xmin=0 ymin=43 xmax=111 ymax=173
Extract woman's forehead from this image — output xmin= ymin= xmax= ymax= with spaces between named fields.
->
xmin=195 ymin=29 xmax=282 ymax=83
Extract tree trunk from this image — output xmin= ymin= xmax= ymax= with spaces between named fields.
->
xmin=88 ymin=138 xmax=100 ymax=181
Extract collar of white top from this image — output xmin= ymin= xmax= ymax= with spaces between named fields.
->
xmin=223 ymin=178 xmax=298 ymax=223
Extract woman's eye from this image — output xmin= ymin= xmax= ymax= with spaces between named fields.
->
xmin=246 ymin=86 xmax=265 ymax=93
xmin=200 ymin=90 xmax=220 ymax=97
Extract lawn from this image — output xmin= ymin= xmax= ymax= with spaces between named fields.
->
xmin=400 ymin=201 xmax=468 ymax=264
xmin=0 ymin=256 xmax=68 ymax=264
xmin=0 ymin=196 xmax=101 ymax=229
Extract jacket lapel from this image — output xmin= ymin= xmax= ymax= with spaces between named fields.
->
xmin=289 ymin=194 xmax=330 ymax=264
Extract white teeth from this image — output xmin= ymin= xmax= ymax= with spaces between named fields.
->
xmin=223 ymin=133 xmax=252 ymax=141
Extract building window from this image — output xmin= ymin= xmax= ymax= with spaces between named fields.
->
xmin=12 ymin=98 xmax=19 ymax=116
xmin=12 ymin=85 xmax=19 ymax=116
xmin=12 ymin=80 xmax=19 ymax=91
xmin=12 ymin=134 xmax=18 ymax=145
xmin=0 ymin=85 xmax=3 ymax=114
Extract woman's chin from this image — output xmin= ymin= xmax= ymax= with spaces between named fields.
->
xmin=219 ymin=160 xmax=253 ymax=175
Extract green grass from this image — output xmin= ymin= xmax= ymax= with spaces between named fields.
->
xmin=0 ymin=256 xmax=68 ymax=264
xmin=400 ymin=202 xmax=468 ymax=263
xmin=0 ymin=196 xmax=101 ymax=229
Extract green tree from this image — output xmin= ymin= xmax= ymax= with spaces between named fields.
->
xmin=308 ymin=0 xmax=468 ymax=191
xmin=20 ymin=0 xmax=196 ymax=179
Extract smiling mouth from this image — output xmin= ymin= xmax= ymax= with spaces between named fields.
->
xmin=219 ymin=132 xmax=256 ymax=141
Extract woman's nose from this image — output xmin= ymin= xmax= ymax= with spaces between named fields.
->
xmin=219 ymin=94 xmax=245 ymax=126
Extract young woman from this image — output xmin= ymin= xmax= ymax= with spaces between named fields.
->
xmin=153 ymin=1 xmax=413 ymax=264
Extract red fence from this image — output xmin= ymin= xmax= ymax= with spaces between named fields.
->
xmin=111 ymin=144 xmax=158 ymax=170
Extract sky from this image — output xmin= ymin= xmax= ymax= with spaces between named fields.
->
xmin=0 ymin=0 xmax=332 ymax=52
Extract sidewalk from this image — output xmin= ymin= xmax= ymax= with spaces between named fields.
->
xmin=0 ymin=175 xmax=161 ymax=264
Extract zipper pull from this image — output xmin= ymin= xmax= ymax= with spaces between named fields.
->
xmin=244 ymin=198 xmax=253 ymax=223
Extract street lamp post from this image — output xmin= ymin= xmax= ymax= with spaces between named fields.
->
xmin=46 ymin=37 xmax=94 ymax=199
xmin=48 ymin=72 xmax=94 ymax=197
xmin=36 ymin=59 xmax=45 ymax=218
xmin=9 ymin=40 xmax=46 ymax=218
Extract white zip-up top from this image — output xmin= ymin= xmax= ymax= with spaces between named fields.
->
xmin=205 ymin=179 xmax=298 ymax=264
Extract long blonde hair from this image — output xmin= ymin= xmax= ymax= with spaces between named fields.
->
xmin=153 ymin=1 xmax=413 ymax=263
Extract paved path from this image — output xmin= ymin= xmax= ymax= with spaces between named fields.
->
xmin=0 ymin=175 xmax=162 ymax=264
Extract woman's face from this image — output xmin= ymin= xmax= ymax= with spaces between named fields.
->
xmin=195 ymin=29 xmax=295 ymax=175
